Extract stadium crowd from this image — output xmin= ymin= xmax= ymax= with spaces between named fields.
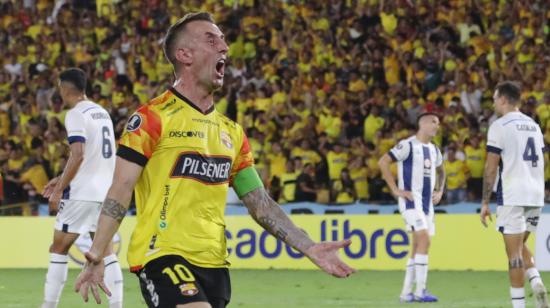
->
xmin=0 ymin=0 xmax=549 ymax=215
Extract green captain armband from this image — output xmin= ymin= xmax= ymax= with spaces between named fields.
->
xmin=233 ymin=166 xmax=264 ymax=198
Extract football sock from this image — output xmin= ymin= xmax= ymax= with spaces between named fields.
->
xmin=401 ymin=257 xmax=415 ymax=296
xmin=104 ymin=254 xmax=124 ymax=308
xmin=526 ymin=267 xmax=543 ymax=290
xmin=414 ymin=254 xmax=429 ymax=296
xmin=510 ymin=287 xmax=525 ymax=308
xmin=42 ymin=253 xmax=69 ymax=308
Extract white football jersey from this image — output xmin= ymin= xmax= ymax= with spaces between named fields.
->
xmin=486 ymin=111 xmax=545 ymax=207
xmin=63 ymin=100 xmax=115 ymax=202
xmin=389 ymin=136 xmax=443 ymax=214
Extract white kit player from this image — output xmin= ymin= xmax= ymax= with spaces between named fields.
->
xmin=41 ymin=68 xmax=123 ymax=308
xmin=480 ymin=81 xmax=548 ymax=308
xmin=378 ymin=113 xmax=446 ymax=303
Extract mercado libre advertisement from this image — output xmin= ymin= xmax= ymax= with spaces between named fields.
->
xmin=0 ymin=215 xmax=539 ymax=270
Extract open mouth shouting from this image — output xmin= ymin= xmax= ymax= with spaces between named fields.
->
xmin=215 ymin=58 xmax=225 ymax=78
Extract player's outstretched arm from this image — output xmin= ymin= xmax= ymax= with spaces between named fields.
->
xmin=241 ymin=187 xmax=356 ymax=278
xmin=74 ymin=157 xmax=143 ymax=304
xmin=480 ymin=152 xmax=500 ymax=227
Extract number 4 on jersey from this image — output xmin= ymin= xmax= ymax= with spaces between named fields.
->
xmin=523 ymin=137 xmax=539 ymax=167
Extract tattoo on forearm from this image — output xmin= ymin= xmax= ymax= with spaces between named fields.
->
xmin=258 ymin=217 xmax=289 ymax=241
xmin=482 ymin=177 xmax=494 ymax=203
xmin=101 ymin=198 xmax=127 ymax=223
xmin=242 ymin=188 xmax=314 ymax=253
xmin=436 ymin=167 xmax=445 ymax=191
xmin=509 ymin=258 xmax=524 ymax=269
xmin=482 ymin=164 xmax=496 ymax=203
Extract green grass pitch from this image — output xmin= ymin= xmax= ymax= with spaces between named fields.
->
xmin=1 ymin=269 xmax=548 ymax=307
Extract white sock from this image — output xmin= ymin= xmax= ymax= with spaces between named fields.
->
xmin=510 ymin=287 xmax=525 ymax=308
xmin=42 ymin=253 xmax=69 ymax=308
xmin=414 ymin=254 xmax=429 ymax=296
xmin=103 ymin=254 xmax=124 ymax=308
xmin=401 ymin=258 xmax=415 ymax=296
xmin=526 ymin=267 xmax=544 ymax=289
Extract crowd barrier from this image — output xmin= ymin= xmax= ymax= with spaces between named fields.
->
xmin=2 ymin=213 xmax=547 ymax=271
xmin=4 ymin=201 xmax=550 ymax=216
xmin=226 ymin=202 xmax=550 ymax=215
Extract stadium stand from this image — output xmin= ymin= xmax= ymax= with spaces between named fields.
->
xmin=0 ymin=0 xmax=549 ymax=215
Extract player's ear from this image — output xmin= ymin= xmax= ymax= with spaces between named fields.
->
xmin=175 ymin=47 xmax=193 ymax=65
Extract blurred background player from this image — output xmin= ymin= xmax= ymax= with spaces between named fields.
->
xmin=480 ymin=81 xmax=548 ymax=308
xmin=378 ymin=113 xmax=445 ymax=303
xmin=41 ymin=68 xmax=122 ymax=308
xmin=74 ymin=12 xmax=355 ymax=308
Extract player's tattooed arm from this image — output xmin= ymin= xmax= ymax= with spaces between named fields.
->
xmin=481 ymin=152 xmax=501 ymax=204
xmin=242 ymin=188 xmax=314 ymax=253
xmin=101 ymin=198 xmax=127 ymax=223
xmin=435 ymin=165 xmax=446 ymax=191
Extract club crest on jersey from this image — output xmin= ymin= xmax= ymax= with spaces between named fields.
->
xmin=221 ymin=131 xmax=233 ymax=149
xmin=170 ymin=152 xmax=232 ymax=184
xmin=180 ymin=283 xmax=199 ymax=296
xmin=424 ymin=159 xmax=432 ymax=168
xmin=126 ymin=114 xmax=142 ymax=132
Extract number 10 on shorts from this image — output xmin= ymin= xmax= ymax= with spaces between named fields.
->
xmin=162 ymin=264 xmax=195 ymax=284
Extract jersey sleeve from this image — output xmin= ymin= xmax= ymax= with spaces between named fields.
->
xmin=230 ymin=133 xmax=255 ymax=182
xmin=65 ymin=110 xmax=86 ymax=144
xmin=230 ymin=129 xmax=265 ymax=198
xmin=117 ymin=106 xmax=162 ymax=167
xmin=486 ymin=123 xmax=503 ymax=154
xmin=388 ymin=140 xmax=411 ymax=162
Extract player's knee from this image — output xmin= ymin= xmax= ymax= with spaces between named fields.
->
xmin=508 ymin=257 xmax=524 ymax=269
xmin=49 ymin=243 xmax=70 ymax=255
xmin=415 ymin=231 xmax=430 ymax=246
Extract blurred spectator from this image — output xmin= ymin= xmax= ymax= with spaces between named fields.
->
xmin=331 ymin=168 xmax=357 ymax=204
xmin=444 ymin=147 xmax=468 ymax=204
xmin=327 ymin=142 xmax=348 ymax=181
xmin=278 ymin=160 xmax=298 ymax=204
xmin=349 ymin=156 xmax=369 ymax=202
xmin=464 ymin=135 xmax=485 ymax=201
xmin=295 ymin=163 xmax=317 ymax=202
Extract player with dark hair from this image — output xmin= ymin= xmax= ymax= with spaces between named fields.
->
xmin=378 ymin=112 xmax=445 ymax=303
xmin=41 ymin=68 xmax=122 ymax=308
xmin=481 ymin=81 xmax=548 ymax=308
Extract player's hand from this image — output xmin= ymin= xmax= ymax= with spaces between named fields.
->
xmin=42 ymin=177 xmax=60 ymax=198
xmin=74 ymin=252 xmax=111 ymax=304
xmin=393 ymin=189 xmax=414 ymax=201
xmin=305 ymin=240 xmax=356 ymax=278
xmin=480 ymin=204 xmax=492 ymax=228
xmin=48 ymin=190 xmax=62 ymax=213
xmin=432 ymin=190 xmax=443 ymax=205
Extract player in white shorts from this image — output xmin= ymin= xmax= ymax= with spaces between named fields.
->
xmin=480 ymin=81 xmax=548 ymax=308
xmin=40 ymin=68 xmax=123 ymax=308
xmin=379 ymin=112 xmax=445 ymax=303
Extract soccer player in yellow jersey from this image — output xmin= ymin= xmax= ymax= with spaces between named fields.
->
xmin=75 ymin=12 xmax=356 ymax=308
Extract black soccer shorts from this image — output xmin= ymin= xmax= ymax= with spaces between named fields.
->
xmin=137 ymin=254 xmax=231 ymax=308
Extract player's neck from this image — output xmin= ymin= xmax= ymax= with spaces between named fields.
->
xmin=415 ymin=133 xmax=431 ymax=144
xmin=66 ymin=95 xmax=87 ymax=107
xmin=500 ymin=106 xmax=519 ymax=117
xmin=172 ymin=78 xmax=214 ymax=113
